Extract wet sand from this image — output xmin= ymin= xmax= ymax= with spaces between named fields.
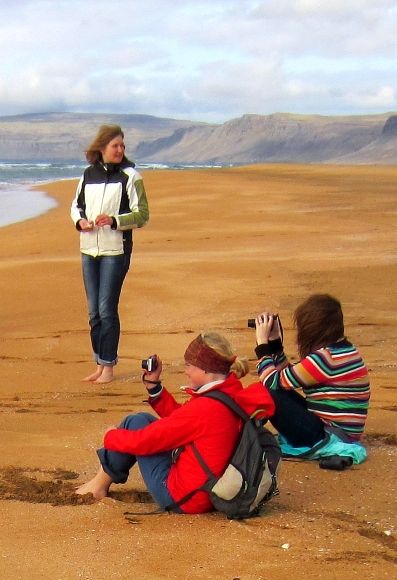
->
xmin=0 ymin=165 xmax=396 ymax=578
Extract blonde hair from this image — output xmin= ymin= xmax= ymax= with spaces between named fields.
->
xmin=201 ymin=331 xmax=249 ymax=379
xmin=85 ymin=125 xmax=125 ymax=164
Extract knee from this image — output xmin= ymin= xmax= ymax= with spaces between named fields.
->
xmin=88 ymin=310 xmax=100 ymax=322
xmin=267 ymin=388 xmax=284 ymax=408
xmin=119 ymin=412 xmax=157 ymax=431
xmin=98 ymin=307 xmax=119 ymax=323
xmin=271 ymin=387 xmax=303 ymax=407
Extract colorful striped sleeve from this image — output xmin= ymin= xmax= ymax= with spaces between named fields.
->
xmin=256 ymin=341 xmax=370 ymax=440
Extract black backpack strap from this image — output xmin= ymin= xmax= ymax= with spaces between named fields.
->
xmin=164 ymin=391 xmax=248 ymax=512
xmin=191 ymin=442 xmax=215 ymax=479
xmin=164 ymin=475 xmax=210 ymax=512
xmin=164 ymin=442 xmax=217 ymax=512
xmin=201 ymin=390 xmax=250 ymax=422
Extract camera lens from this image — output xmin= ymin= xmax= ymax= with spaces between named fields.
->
xmin=141 ymin=355 xmax=157 ymax=372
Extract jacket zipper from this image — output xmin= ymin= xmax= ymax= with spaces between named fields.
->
xmin=97 ymin=174 xmax=109 ymax=255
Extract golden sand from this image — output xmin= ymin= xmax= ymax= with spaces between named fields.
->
xmin=0 ymin=165 xmax=396 ymax=578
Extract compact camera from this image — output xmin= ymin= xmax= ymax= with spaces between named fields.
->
xmin=247 ymin=314 xmax=278 ymax=329
xmin=141 ymin=355 xmax=158 ymax=372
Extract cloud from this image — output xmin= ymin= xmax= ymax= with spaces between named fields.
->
xmin=0 ymin=0 xmax=396 ymax=121
xmin=345 ymin=85 xmax=396 ymax=109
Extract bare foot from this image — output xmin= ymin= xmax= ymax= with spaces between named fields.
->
xmin=75 ymin=481 xmax=107 ymax=500
xmin=82 ymin=365 xmax=104 ymax=382
xmin=94 ymin=366 xmax=114 ymax=384
xmin=75 ymin=467 xmax=112 ymax=500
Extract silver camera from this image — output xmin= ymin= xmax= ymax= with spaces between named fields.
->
xmin=141 ymin=355 xmax=158 ymax=372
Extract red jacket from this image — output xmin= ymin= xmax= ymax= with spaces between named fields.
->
xmin=104 ymin=373 xmax=275 ymax=513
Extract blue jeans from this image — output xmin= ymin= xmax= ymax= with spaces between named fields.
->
xmin=97 ymin=412 xmax=180 ymax=511
xmin=82 ymin=253 xmax=130 ymax=366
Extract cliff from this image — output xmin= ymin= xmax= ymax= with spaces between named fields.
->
xmin=1 ymin=111 xmax=396 ymax=165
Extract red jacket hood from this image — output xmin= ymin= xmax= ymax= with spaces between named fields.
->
xmin=185 ymin=372 xmax=275 ymax=419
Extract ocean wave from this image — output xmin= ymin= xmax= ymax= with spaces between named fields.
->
xmin=138 ymin=163 xmax=170 ymax=169
xmin=0 ymin=162 xmax=52 ymax=168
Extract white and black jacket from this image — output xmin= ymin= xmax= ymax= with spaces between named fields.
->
xmin=70 ymin=160 xmax=149 ymax=257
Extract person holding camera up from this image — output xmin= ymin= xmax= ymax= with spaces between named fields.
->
xmin=252 ymin=294 xmax=370 ymax=467
xmin=76 ymin=331 xmax=275 ymax=512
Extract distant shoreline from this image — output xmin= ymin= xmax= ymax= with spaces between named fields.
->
xmin=3 ymin=160 xmax=395 ymax=229
xmin=0 ymin=182 xmax=59 ymax=228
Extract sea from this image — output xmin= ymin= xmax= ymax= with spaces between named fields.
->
xmin=0 ymin=161 xmax=81 ymax=227
xmin=0 ymin=160 xmax=221 ymax=228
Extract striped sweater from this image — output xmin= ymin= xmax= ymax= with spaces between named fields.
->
xmin=257 ymin=339 xmax=370 ymax=441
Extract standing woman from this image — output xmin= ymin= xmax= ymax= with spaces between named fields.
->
xmin=71 ymin=125 xmax=149 ymax=384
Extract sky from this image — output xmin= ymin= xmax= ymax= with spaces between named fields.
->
xmin=1 ymin=0 xmax=397 ymax=123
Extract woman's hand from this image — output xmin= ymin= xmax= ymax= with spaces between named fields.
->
xmin=95 ymin=214 xmax=113 ymax=227
xmin=255 ymin=312 xmax=281 ymax=344
xmin=142 ymin=355 xmax=163 ymax=389
xmin=79 ymin=218 xmax=94 ymax=231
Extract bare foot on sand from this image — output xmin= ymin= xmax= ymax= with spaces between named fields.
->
xmin=82 ymin=365 xmax=104 ymax=382
xmin=93 ymin=366 xmax=114 ymax=384
xmin=75 ymin=467 xmax=113 ymax=500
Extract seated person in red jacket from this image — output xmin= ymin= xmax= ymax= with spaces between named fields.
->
xmin=76 ymin=331 xmax=275 ymax=513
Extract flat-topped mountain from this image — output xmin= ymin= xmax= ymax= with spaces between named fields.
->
xmin=0 ymin=112 xmax=205 ymax=162
xmin=0 ymin=111 xmax=396 ymax=165
xmin=136 ymin=112 xmax=396 ymax=164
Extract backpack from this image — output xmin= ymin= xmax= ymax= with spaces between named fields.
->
xmin=167 ymin=390 xmax=281 ymax=520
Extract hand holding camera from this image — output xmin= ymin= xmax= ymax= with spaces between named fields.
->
xmin=141 ymin=354 xmax=162 ymax=387
xmin=248 ymin=312 xmax=282 ymax=345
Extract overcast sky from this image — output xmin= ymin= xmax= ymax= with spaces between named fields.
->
xmin=1 ymin=0 xmax=396 ymax=123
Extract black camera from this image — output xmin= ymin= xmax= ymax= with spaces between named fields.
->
xmin=141 ymin=355 xmax=158 ymax=372
xmin=247 ymin=314 xmax=278 ymax=329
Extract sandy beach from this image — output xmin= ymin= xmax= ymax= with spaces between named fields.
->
xmin=0 ymin=164 xmax=396 ymax=579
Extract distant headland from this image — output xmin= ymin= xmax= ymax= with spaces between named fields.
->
xmin=1 ymin=111 xmax=397 ymax=165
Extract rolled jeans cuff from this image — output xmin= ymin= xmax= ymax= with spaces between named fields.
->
xmin=97 ymin=448 xmax=131 ymax=484
xmin=96 ymin=356 xmax=118 ymax=366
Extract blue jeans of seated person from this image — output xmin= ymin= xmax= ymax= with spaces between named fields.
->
xmin=97 ymin=412 xmax=180 ymax=512
xmin=268 ymin=388 xmax=326 ymax=448
xmin=82 ymin=253 xmax=130 ymax=366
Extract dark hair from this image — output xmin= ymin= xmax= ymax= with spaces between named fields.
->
xmin=294 ymin=294 xmax=344 ymax=358
xmin=85 ymin=125 xmax=125 ymax=164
